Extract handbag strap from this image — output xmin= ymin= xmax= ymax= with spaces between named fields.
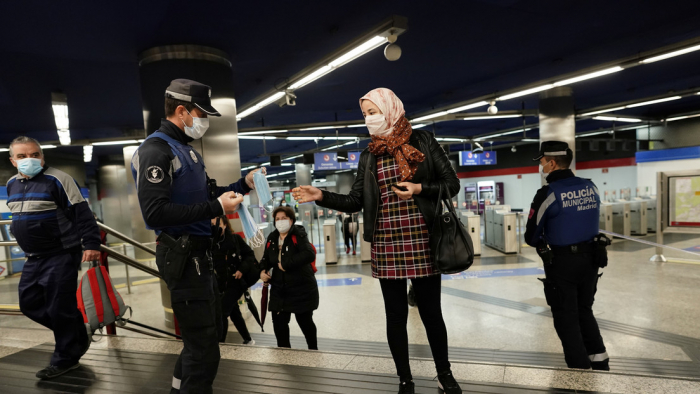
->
xmin=433 ymin=183 xmax=457 ymax=218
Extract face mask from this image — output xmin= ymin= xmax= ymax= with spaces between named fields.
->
xmin=17 ymin=158 xmax=43 ymax=178
xmin=182 ymin=110 xmax=210 ymax=139
xmin=236 ymin=202 xmax=265 ymax=248
xmin=540 ymin=161 xmax=551 ymax=175
xmin=365 ymin=114 xmax=391 ymax=137
xmin=275 ymin=219 xmax=291 ymax=234
xmin=254 ymin=171 xmax=272 ymax=206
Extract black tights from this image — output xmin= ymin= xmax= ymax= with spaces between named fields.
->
xmin=272 ymin=310 xmax=318 ymax=350
xmin=379 ymin=275 xmax=450 ymax=382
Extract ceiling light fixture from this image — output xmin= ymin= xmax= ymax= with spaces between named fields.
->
xmin=553 ymin=66 xmax=624 ymax=86
xmin=640 ymin=44 xmax=700 ymax=64
xmin=497 ymin=84 xmax=554 ymax=101
xmin=51 ymin=92 xmax=71 ymax=146
xmin=83 ymin=146 xmax=93 ymax=163
xmin=91 ymin=140 xmax=140 ymax=146
xmin=463 ymin=114 xmax=522 ymax=120
xmin=626 ymin=96 xmax=682 ymax=108
xmin=579 ymin=107 xmax=626 ymax=117
xmin=445 ymin=101 xmax=490 ymax=114
xmin=665 ymin=113 xmax=700 ymax=122
xmin=411 ymin=111 xmax=449 ymax=123
xmin=238 ymin=136 xmax=278 ymax=140
xmin=592 ymin=116 xmax=642 ymax=123
xmin=239 ymin=130 xmax=288 ymax=135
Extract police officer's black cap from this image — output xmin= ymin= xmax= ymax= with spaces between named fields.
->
xmin=165 ymin=79 xmax=221 ymax=117
xmin=533 ymin=141 xmax=571 ymax=161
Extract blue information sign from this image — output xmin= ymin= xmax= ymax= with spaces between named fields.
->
xmin=458 ymin=151 xmax=497 ymax=166
xmin=313 ymin=152 xmax=361 ymax=171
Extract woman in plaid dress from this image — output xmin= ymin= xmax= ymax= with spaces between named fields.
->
xmin=292 ymin=88 xmax=462 ymax=394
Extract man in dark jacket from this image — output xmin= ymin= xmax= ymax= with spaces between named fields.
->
xmin=7 ymin=136 xmax=99 ymax=379
xmin=525 ymin=141 xmax=609 ymax=371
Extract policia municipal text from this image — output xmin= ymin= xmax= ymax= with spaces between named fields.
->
xmin=525 ymin=141 xmax=611 ymax=371
xmin=132 ymin=79 xmax=262 ymax=394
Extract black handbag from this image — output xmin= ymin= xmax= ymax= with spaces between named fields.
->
xmin=429 ymin=185 xmax=475 ymax=274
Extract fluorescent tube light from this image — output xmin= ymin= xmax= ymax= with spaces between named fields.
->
xmin=345 ymin=124 xmax=366 ymax=128
xmin=666 ymin=113 xmax=700 ymax=122
xmin=52 ymin=104 xmax=69 ymax=131
xmin=412 ymin=111 xmax=449 ymax=122
xmin=236 ymin=92 xmax=285 ymax=120
xmin=435 ymin=138 xmax=466 ymax=142
xmin=290 ymin=66 xmax=332 ymax=90
xmin=463 ymin=115 xmax=522 ymax=120
xmin=592 ymin=116 xmax=642 ymax=123
xmin=497 ymin=84 xmax=554 ymax=101
xmin=576 ymin=130 xmax=613 ymax=138
xmin=328 ymin=36 xmax=386 ymax=68
xmin=91 ymin=140 xmax=139 ymax=146
xmin=411 ymin=124 xmax=428 ymax=129
xmin=553 ymin=67 xmax=624 ymax=86
xmin=474 ymin=128 xmax=532 ymax=140
xmin=287 ymin=137 xmax=319 ymax=141
xmin=40 ymin=145 xmax=57 ymax=149
xmin=283 ymin=154 xmax=303 ymax=161
xmin=0 ymin=148 xmax=9 ymax=152
xmin=626 ymin=96 xmax=681 ymax=108
xmin=299 ymin=126 xmax=335 ymax=131
xmin=579 ymin=107 xmax=626 ymax=117
xmin=322 ymin=137 xmax=357 ymax=140
xmin=83 ymin=146 xmax=93 ymax=163
xmin=238 ymin=136 xmax=278 ymax=140
xmin=446 ymin=101 xmax=489 ymax=114
xmin=640 ymin=44 xmax=700 ymax=64
xmin=268 ymin=170 xmax=295 ymax=178
xmin=239 ymin=130 xmax=288 ymax=135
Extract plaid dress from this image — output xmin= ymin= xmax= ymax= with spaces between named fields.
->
xmin=371 ymin=155 xmax=436 ymax=279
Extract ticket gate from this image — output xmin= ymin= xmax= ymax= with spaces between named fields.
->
xmin=460 ymin=211 xmax=481 ymax=256
xmin=358 ymin=217 xmax=371 ymax=263
xmin=484 ymin=206 xmax=518 ymax=254
xmin=636 ymin=196 xmax=657 ymax=232
xmin=629 ymin=200 xmax=648 ymax=236
xmin=611 ymin=202 xmax=631 ymax=237
xmin=323 ymin=219 xmax=339 ymax=265
xmin=599 ymin=203 xmax=613 ymax=233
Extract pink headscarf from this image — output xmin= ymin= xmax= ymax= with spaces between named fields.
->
xmin=360 ymin=88 xmax=425 ymax=182
xmin=359 ymin=87 xmax=405 ymax=134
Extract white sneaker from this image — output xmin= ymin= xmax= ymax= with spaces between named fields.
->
xmin=243 ymin=339 xmax=256 ymax=345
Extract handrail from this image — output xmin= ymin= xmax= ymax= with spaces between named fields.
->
xmin=97 ymin=222 xmax=156 ymax=256
xmin=100 ymin=245 xmax=162 ymax=278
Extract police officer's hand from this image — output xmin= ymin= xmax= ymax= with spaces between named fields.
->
xmin=260 ymin=270 xmax=271 ymax=282
xmin=245 ymin=167 xmax=267 ymax=189
xmin=278 ymin=262 xmax=286 ymax=272
xmin=234 ymin=270 xmax=243 ymax=280
xmin=82 ymin=249 xmax=101 ymax=263
xmin=219 ymin=191 xmax=244 ymax=214
xmin=292 ymin=185 xmax=323 ymax=203
xmin=392 ymin=182 xmax=422 ymax=201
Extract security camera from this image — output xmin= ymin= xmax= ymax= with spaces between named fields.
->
xmin=511 ymin=146 xmax=517 ymax=152
xmin=487 ymin=100 xmax=498 ymax=115
xmin=472 ymin=142 xmax=484 ymax=154
xmin=277 ymin=90 xmax=297 ymax=107
xmin=384 ymin=44 xmax=402 ymax=61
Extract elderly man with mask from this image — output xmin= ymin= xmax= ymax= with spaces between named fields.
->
xmin=131 ymin=79 xmax=263 ymax=394
xmin=6 ymin=136 xmax=99 ymax=379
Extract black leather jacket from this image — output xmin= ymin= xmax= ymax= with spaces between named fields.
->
xmin=318 ymin=129 xmax=460 ymax=242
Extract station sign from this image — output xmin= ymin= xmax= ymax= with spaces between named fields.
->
xmin=313 ymin=152 xmax=362 ymax=171
xmin=458 ymin=151 xmax=497 ymax=166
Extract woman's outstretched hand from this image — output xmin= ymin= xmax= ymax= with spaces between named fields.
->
xmin=292 ymin=185 xmax=323 ymax=203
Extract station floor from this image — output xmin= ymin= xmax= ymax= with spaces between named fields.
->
xmin=1 ymin=232 xmax=700 ymax=393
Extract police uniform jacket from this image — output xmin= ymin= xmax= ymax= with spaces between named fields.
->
xmin=525 ymin=169 xmax=601 ymax=248
xmin=259 ymin=225 xmax=319 ymax=314
xmin=7 ymin=166 xmax=100 ymax=256
xmin=131 ymin=119 xmax=251 ymax=237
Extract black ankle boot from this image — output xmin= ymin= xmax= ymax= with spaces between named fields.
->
xmin=397 ymin=380 xmax=415 ymax=394
xmin=591 ymin=358 xmax=610 ymax=371
xmin=437 ymin=370 xmax=462 ymax=393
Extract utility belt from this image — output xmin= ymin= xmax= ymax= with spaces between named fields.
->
xmin=157 ymin=232 xmax=213 ymax=282
xmin=538 ymin=234 xmax=611 ymax=268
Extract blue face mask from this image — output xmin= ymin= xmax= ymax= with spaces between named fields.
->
xmin=17 ymin=158 xmax=43 ymax=178
xmin=254 ymin=171 xmax=272 ymax=206
xmin=236 ymin=202 xmax=265 ymax=247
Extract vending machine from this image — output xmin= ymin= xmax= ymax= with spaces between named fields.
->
xmin=477 ymin=181 xmax=504 ymax=214
xmin=464 ymin=183 xmax=478 ymax=213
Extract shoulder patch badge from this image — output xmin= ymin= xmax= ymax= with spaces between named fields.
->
xmin=189 ymin=150 xmax=198 ymax=163
xmin=146 ymin=166 xmax=165 ymax=183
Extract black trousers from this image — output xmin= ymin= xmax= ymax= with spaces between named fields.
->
xmin=19 ymin=250 xmax=87 ymax=367
xmin=379 ymin=275 xmax=450 ymax=381
xmin=272 ymin=310 xmax=318 ymax=350
xmin=343 ymin=222 xmax=357 ymax=251
xmin=156 ymin=244 xmax=221 ymax=394
xmin=543 ymin=252 xmax=607 ymax=369
xmin=219 ymin=280 xmax=252 ymax=342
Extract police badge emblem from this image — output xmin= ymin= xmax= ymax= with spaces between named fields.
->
xmin=189 ymin=150 xmax=198 ymax=163
xmin=146 ymin=166 xmax=165 ymax=183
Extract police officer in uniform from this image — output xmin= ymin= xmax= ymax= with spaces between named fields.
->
xmin=132 ymin=79 xmax=262 ymax=393
xmin=525 ymin=141 xmax=610 ymax=371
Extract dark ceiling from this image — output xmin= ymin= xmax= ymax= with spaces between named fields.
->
xmin=2 ymin=0 xmax=700 ymax=175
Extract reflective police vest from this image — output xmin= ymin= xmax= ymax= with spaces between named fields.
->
xmin=544 ymin=177 xmax=600 ymax=247
xmin=133 ymin=131 xmax=210 ymax=237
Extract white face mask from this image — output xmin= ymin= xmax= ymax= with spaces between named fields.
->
xmin=540 ymin=161 xmax=552 ymax=175
xmin=182 ymin=110 xmax=210 ymax=139
xmin=365 ymin=114 xmax=391 ymax=137
xmin=275 ymin=219 xmax=291 ymax=234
